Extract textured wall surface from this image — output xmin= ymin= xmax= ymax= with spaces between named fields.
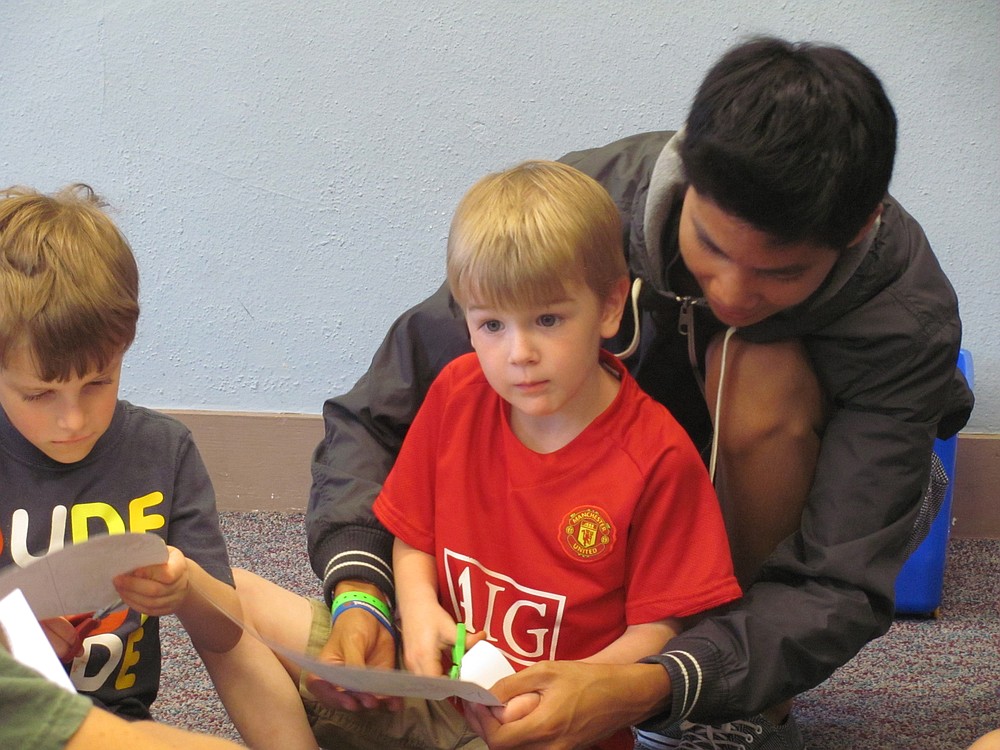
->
xmin=2 ymin=1 xmax=997 ymax=429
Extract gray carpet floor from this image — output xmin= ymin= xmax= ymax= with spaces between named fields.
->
xmin=154 ymin=512 xmax=1000 ymax=749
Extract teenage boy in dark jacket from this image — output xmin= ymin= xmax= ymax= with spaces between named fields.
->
xmin=304 ymin=37 xmax=973 ymax=750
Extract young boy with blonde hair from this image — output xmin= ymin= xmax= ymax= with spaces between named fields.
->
xmin=222 ymin=161 xmax=740 ymax=750
xmin=0 ymin=184 xmax=241 ymax=718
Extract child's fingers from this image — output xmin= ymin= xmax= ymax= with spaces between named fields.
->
xmin=126 ymin=547 xmax=184 ymax=584
xmin=114 ymin=573 xmax=158 ymax=597
xmin=40 ymin=617 xmax=81 ymax=661
xmin=114 ymin=589 xmax=182 ymax=616
xmin=403 ymin=643 xmax=445 ymax=677
xmin=114 ymin=573 xmax=184 ymax=613
xmin=128 ymin=562 xmax=173 ymax=583
xmin=465 ymin=629 xmax=487 ymax=648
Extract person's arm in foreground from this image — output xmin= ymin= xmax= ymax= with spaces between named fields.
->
xmin=968 ymin=730 xmax=1000 ymax=750
xmin=67 ymin=707 xmax=245 ymax=750
xmin=1 ymin=640 xmax=243 ymax=750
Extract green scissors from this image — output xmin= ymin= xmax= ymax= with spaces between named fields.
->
xmin=449 ymin=623 xmax=467 ymax=680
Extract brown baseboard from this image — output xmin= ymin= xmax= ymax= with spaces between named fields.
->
xmin=952 ymin=433 xmax=1000 ymax=538
xmin=165 ymin=410 xmax=323 ymax=513
xmin=166 ymin=410 xmax=1000 ymax=538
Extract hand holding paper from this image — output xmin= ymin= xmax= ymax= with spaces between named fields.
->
xmin=114 ymin=545 xmax=192 ymax=617
xmin=305 ymin=600 xmax=403 ymax=712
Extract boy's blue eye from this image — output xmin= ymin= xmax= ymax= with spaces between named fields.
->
xmin=537 ymin=314 xmax=559 ymax=327
xmin=483 ymin=320 xmax=503 ymax=333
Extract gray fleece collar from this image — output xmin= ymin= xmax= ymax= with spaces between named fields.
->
xmin=642 ymin=130 xmax=687 ymax=290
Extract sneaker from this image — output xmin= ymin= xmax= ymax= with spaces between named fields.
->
xmin=634 ymin=725 xmax=683 ymax=749
xmin=676 ymin=714 xmax=804 ymax=749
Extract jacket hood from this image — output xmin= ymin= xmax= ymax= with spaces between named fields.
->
xmin=641 ymin=130 xmax=689 ymax=292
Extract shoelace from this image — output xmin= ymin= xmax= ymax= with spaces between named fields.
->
xmin=681 ymin=719 xmax=766 ymax=749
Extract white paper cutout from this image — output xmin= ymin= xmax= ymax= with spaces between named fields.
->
xmin=0 ymin=534 xmax=168 ymax=618
xmin=0 ymin=588 xmax=76 ymax=692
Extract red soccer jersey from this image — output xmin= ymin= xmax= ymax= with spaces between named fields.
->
xmin=375 ymin=351 xmax=741 ymax=667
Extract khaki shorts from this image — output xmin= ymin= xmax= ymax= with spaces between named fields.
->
xmin=299 ymin=599 xmax=486 ymax=750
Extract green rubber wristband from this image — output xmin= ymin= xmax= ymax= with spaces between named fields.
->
xmin=330 ymin=591 xmax=392 ymax=622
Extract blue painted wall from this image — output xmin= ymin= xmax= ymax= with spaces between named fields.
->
xmin=2 ymin=1 xmax=997 ymax=428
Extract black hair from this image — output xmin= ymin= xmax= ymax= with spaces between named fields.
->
xmin=681 ymin=37 xmax=897 ymax=249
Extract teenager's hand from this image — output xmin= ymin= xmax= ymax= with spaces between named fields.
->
xmin=113 ymin=545 xmax=189 ymax=616
xmin=465 ymin=660 xmax=671 ymax=750
xmin=304 ymin=584 xmax=402 ymax=712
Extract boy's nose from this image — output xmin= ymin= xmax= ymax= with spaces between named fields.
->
xmin=508 ymin=330 xmax=538 ymax=365
xmin=57 ymin=402 xmax=86 ymax=432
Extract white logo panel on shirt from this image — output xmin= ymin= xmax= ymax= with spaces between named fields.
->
xmin=443 ymin=548 xmax=566 ymax=667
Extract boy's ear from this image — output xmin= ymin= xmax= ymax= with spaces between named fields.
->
xmin=599 ymin=277 xmax=631 ymax=339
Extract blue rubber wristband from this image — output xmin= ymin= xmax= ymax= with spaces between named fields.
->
xmin=331 ymin=600 xmax=397 ymax=641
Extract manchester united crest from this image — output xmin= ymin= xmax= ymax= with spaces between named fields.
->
xmin=558 ymin=505 xmax=615 ymax=562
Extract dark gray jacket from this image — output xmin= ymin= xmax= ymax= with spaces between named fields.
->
xmin=306 ymin=131 xmax=973 ymax=725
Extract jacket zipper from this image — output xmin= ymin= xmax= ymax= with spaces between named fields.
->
xmin=677 ymin=296 xmax=706 ymax=396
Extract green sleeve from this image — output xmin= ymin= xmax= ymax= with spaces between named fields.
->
xmin=0 ymin=648 xmax=93 ymax=750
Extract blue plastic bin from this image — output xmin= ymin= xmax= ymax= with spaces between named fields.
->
xmin=894 ymin=348 xmax=974 ymax=616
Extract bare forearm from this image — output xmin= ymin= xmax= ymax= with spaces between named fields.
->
xmin=176 ymin=561 xmax=242 ymax=653
xmin=392 ymin=539 xmax=440 ymax=622
xmin=582 ymin=619 xmax=680 ymax=665
xmin=68 ymin=707 xmax=244 ymax=750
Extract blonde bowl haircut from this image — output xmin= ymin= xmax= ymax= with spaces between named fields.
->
xmin=0 ymin=184 xmax=140 ymax=381
xmin=447 ymin=160 xmax=626 ymax=311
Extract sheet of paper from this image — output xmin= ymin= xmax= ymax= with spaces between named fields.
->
xmin=0 ymin=588 xmax=76 ymax=692
xmin=196 ymin=586 xmax=503 ymax=706
xmin=459 ymin=640 xmax=515 ymax=688
xmin=274 ymin=640 xmax=503 ymax=705
xmin=0 ymin=533 xmax=168 ymax=619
